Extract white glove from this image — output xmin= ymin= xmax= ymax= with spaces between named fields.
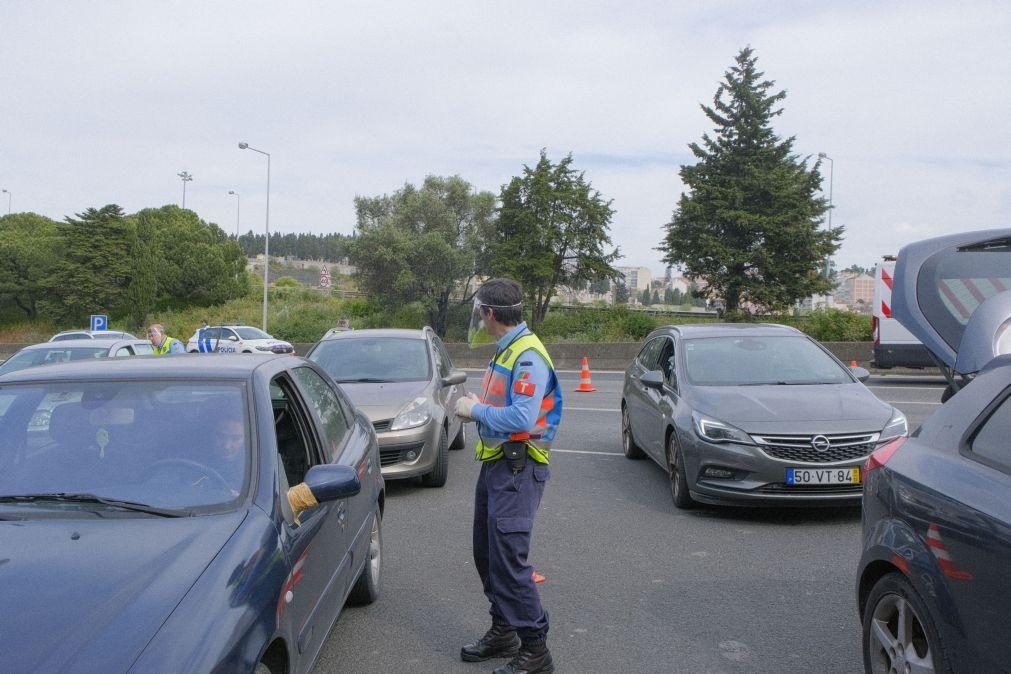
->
xmin=455 ymin=392 xmax=479 ymax=422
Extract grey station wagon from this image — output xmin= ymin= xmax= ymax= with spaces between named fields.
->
xmin=622 ymin=324 xmax=907 ymax=508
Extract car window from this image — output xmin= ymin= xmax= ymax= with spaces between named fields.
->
xmin=0 ymin=381 xmax=248 ymax=511
xmin=683 ymin=336 xmax=851 ymax=386
xmin=916 ymin=239 xmax=1011 ymax=351
xmin=970 ymin=392 xmax=1011 ymax=474
xmin=432 ymin=335 xmax=451 ymax=378
xmin=114 ymin=347 xmax=132 ymax=357
xmin=308 ymin=337 xmax=432 ymax=383
xmin=637 ymin=338 xmax=664 ymax=370
xmin=657 ymin=338 xmax=677 ymax=388
xmin=201 ymin=327 xmax=221 ymax=342
xmin=291 ymin=367 xmax=350 ymax=461
xmin=51 ymin=332 xmax=88 ymax=342
xmin=133 ymin=343 xmax=153 ymax=355
xmin=221 ymin=328 xmax=239 ymax=341
xmin=270 ymin=375 xmax=322 ymax=487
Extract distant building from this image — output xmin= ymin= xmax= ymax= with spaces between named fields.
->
xmin=615 ymin=266 xmax=652 ymax=293
xmin=835 ymin=272 xmax=874 ymax=310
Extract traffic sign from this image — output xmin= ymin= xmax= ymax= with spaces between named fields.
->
xmin=320 ymin=265 xmax=331 ymax=289
xmin=90 ymin=314 xmax=108 ymax=331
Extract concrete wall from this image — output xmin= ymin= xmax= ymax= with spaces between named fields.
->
xmin=0 ymin=340 xmax=912 ymax=373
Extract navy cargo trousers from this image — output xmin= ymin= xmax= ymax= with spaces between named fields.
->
xmin=473 ymin=457 xmax=550 ymax=641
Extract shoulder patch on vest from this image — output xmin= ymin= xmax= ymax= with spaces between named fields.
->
xmin=513 ymin=380 xmax=536 ymax=397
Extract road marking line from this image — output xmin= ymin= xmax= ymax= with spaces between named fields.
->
xmin=881 ymin=400 xmax=942 ymax=405
xmin=552 ymin=448 xmax=622 ymax=456
xmin=868 ymin=386 xmax=946 ymax=392
xmin=566 ymin=407 xmax=620 ymax=412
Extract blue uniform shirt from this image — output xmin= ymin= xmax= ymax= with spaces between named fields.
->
xmin=471 ymin=322 xmax=551 ymax=436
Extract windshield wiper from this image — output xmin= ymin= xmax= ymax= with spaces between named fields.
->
xmin=338 ymin=377 xmax=391 ymax=383
xmin=0 ymin=493 xmax=191 ymax=517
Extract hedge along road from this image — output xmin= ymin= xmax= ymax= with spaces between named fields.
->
xmin=314 ymin=371 xmax=944 ymax=673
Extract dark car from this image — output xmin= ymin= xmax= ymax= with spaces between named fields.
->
xmin=857 ymin=229 xmax=1011 ymax=672
xmin=622 ymin=324 xmax=906 ymax=508
xmin=0 ymin=355 xmax=384 ymax=673
xmin=857 ymin=355 xmax=1011 ymax=672
xmin=306 ymin=327 xmax=467 ymax=487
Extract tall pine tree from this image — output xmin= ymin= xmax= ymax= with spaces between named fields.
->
xmin=659 ymin=47 xmax=838 ymax=315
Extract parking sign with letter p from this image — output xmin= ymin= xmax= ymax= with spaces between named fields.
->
xmin=90 ymin=314 xmax=108 ymax=331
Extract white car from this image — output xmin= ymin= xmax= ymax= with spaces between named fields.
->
xmin=185 ymin=325 xmax=295 ymax=355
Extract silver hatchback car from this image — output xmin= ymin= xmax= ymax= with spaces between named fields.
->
xmin=622 ymin=324 xmax=907 ymax=508
xmin=306 ymin=327 xmax=467 ymax=487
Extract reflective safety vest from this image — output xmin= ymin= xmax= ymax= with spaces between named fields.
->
xmin=152 ymin=336 xmax=179 ymax=355
xmin=475 ymin=333 xmax=562 ymax=464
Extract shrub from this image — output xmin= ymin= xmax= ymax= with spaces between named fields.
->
xmin=793 ymin=309 xmax=872 ymax=342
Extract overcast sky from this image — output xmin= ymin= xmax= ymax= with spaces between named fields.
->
xmin=2 ymin=1 xmax=1008 ymax=274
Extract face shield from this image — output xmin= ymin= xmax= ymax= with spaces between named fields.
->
xmin=467 ymin=298 xmax=522 ymax=349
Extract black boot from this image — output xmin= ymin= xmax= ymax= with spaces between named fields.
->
xmin=460 ymin=624 xmax=521 ymax=662
xmin=492 ymin=640 xmax=554 ymax=674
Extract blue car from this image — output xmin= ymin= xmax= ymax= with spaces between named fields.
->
xmin=858 ymin=230 xmax=1011 ymax=672
xmin=0 ymin=355 xmax=384 ymax=673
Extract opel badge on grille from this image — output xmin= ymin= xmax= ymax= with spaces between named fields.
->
xmin=811 ymin=435 xmax=831 ymax=452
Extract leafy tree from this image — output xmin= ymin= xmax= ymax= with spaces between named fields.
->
xmin=659 ymin=47 xmax=839 ymax=316
xmin=0 ymin=213 xmax=61 ymax=320
xmin=671 ymin=288 xmax=683 ymax=305
xmin=348 ymin=175 xmax=496 ymax=337
xmin=640 ymin=288 xmax=652 ymax=305
xmin=663 ymin=288 xmax=675 ymax=305
xmin=613 ymin=280 xmax=630 ymax=305
xmin=491 ymin=150 xmax=620 ymax=326
xmin=48 ymin=205 xmax=137 ymax=324
xmin=137 ymin=206 xmax=248 ymax=311
xmin=589 ymin=277 xmax=611 ymax=295
xmin=652 ymin=289 xmax=661 ymax=304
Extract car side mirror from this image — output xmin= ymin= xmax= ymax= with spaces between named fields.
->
xmin=287 ymin=464 xmax=361 ymax=521
xmin=641 ymin=370 xmax=665 ymax=390
xmin=228 ymin=335 xmax=239 ymax=341
xmin=441 ymin=370 xmax=467 ymax=387
xmin=849 ymin=365 xmax=871 ymax=383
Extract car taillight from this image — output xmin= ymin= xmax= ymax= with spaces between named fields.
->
xmin=865 ymin=437 xmax=906 ymax=474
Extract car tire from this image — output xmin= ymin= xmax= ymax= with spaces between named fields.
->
xmin=421 ymin=427 xmax=449 ymax=488
xmin=348 ymin=506 xmax=383 ymax=606
xmin=863 ymin=572 xmax=952 ymax=674
xmin=621 ymin=403 xmax=645 ymax=460
xmin=450 ymin=421 xmax=466 ymax=450
xmin=666 ymin=431 xmax=694 ymax=510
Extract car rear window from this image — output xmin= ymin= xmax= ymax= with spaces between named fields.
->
xmin=916 ymin=236 xmax=1011 ymax=350
xmin=971 ymin=392 xmax=1011 ymax=474
xmin=0 ymin=347 xmax=109 ymax=376
xmin=309 ymin=337 xmax=431 ymax=383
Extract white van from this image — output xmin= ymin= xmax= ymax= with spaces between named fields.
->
xmin=872 ymin=257 xmax=935 ymax=369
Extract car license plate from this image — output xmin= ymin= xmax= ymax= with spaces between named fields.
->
xmin=786 ymin=467 xmax=861 ymax=485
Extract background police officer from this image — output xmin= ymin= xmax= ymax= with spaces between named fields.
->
xmin=455 ymin=278 xmax=562 ymax=674
xmin=147 ymin=323 xmax=185 ymax=355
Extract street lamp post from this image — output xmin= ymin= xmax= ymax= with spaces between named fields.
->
xmin=1 ymin=189 xmax=10 ymax=215
xmin=238 ymin=142 xmax=270 ymax=332
xmin=178 ymin=171 xmax=193 ymax=208
xmin=228 ymin=190 xmax=241 ymax=239
xmin=818 ymin=152 xmax=834 ymax=278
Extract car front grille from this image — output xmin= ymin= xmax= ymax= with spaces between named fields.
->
xmin=372 ymin=419 xmax=392 ymax=433
xmin=751 ymin=432 xmax=879 ymax=464
xmin=379 ymin=441 xmax=425 ymax=467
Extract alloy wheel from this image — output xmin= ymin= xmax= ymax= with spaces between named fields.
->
xmin=867 ymin=592 xmax=934 ymax=673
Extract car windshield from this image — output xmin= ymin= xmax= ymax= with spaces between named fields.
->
xmin=309 ymin=337 xmax=431 ymax=382
xmin=0 ymin=381 xmax=249 ymax=513
xmin=234 ymin=327 xmax=271 ymax=340
xmin=0 ymin=347 xmax=109 ymax=377
xmin=683 ymin=336 xmax=852 ymax=386
xmin=50 ymin=333 xmax=90 ymax=341
xmin=91 ymin=331 xmax=132 ymax=340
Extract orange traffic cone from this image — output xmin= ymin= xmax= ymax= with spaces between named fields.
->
xmin=850 ymin=360 xmax=859 ymax=367
xmin=532 ymin=571 xmax=546 ymax=583
xmin=575 ymin=357 xmax=596 ymax=392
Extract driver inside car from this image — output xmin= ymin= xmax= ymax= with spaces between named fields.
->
xmin=202 ymin=416 xmax=246 ymax=496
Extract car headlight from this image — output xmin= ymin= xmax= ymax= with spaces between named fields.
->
xmin=879 ymin=408 xmax=908 ymax=443
xmin=390 ymin=397 xmax=432 ymax=431
xmin=692 ymin=411 xmax=752 ymax=445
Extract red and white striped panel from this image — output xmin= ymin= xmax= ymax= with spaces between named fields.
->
xmin=937 ymin=278 xmax=1011 ymax=324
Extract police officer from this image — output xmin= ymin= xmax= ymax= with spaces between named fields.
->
xmin=455 ymin=278 xmax=562 ymax=674
xmin=147 ymin=323 xmax=185 ymax=355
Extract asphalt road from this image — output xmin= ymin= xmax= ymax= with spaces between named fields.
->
xmin=314 ymin=372 xmax=945 ymax=674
